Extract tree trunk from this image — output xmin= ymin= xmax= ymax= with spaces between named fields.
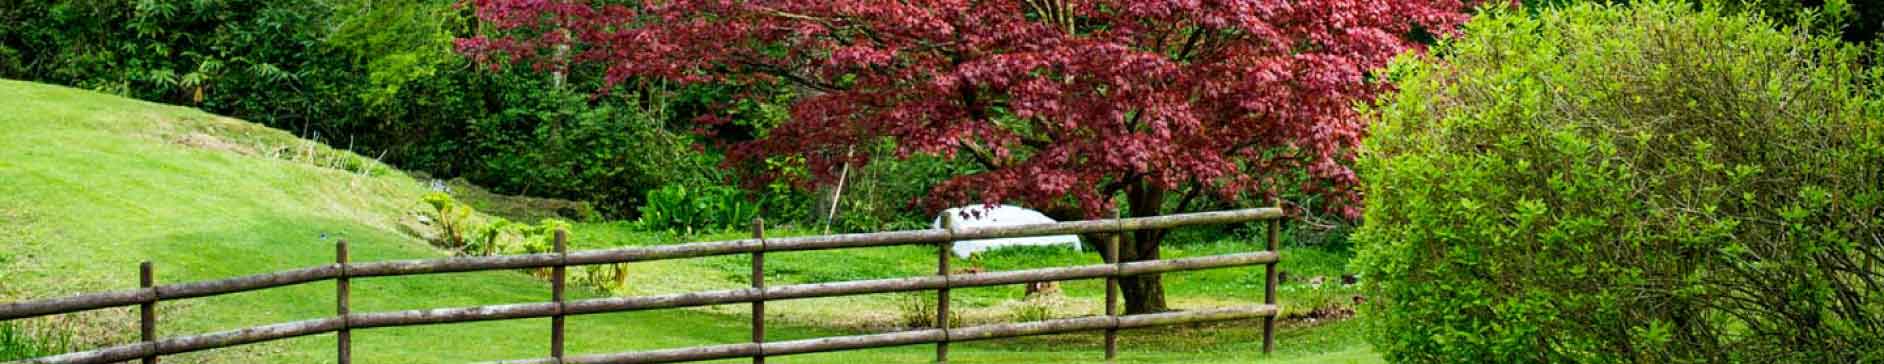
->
xmin=1117 ymin=225 xmax=1170 ymax=313
xmin=1059 ymin=181 xmax=1175 ymax=314
xmin=1084 ymin=231 xmax=1168 ymax=314
xmin=1121 ymin=182 xmax=1170 ymax=313
xmin=1120 ymin=273 xmax=1166 ymax=314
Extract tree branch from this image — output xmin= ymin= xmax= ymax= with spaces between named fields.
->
xmin=733 ymin=60 xmax=845 ymax=92
xmin=1152 ymin=182 xmax=1203 ymax=243
xmin=960 ymin=143 xmax=1002 ymax=171
xmin=1172 ymin=183 xmax=1202 ymax=214
xmin=763 ymin=9 xmax=835 ymax=24
xmin=1174 ymin=27 xmax=1205 ymax=62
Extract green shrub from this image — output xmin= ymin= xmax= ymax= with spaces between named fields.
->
xmin=468 ymin=217 xmax=571 ymax=257
xmin=420 ymin=192 xmax=629 ymax=290
xmin=1355 ymin=2 xmax=1884 ymax=363
xmin=422 ymin=192 xmax=572 ymax=256
xmin=636 ymin=184 xmax=766 ymax=234
xmin=423 ymin=192 xmax=478 ymax=250
xmin=462 ymin=85 xmax=717 ymax=217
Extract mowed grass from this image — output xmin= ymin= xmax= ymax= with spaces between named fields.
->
xmin=573 ymin=221 xmax=1375 ymax=355
xmin=0 ymin=79 xmax=1381 ymax=363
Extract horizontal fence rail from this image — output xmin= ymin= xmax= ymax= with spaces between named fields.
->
xmin=491 ymin=305 xmax=1279 ymax=364
xmin=1 ymin=208 xmax=1286 ymax=364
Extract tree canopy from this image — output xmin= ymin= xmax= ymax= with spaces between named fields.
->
xmin=461 ymin=0 xmax=1473 ymax=313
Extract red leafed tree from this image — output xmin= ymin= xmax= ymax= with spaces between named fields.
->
xmin=461 ymin=0 xmax=1471 ymax=313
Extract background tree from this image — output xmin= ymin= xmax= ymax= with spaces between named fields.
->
xmin=461 ymin=0 xmax=1472 ymax=313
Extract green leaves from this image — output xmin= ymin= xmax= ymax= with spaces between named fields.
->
xmin=326 ymin=0 xmax=457 ymax=108
xmin=422 ymin=192 xmax=573 ymax=256
xmin=635 ymin=185 xmax=764 ymax=235
xmin=1357 ymin=2 xmax=1884 ymax=362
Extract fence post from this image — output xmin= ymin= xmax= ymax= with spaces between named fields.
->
xmin=139 ymin=261 xmax=158 ymax=364
xmin=1105 ymin=214 xmax=1121 ymax=362
xmin=337 ymin=240 xmax=351 ymax=364
xmin=936 ymin=213 xmax=957 ymax=364
xmin=552 ymin=230 xmax=568 ymax=362
xmin=751 ymin=217 xmax=767 ymax=364
xmin=1262 ymin=202 xmax=1281 ymax=354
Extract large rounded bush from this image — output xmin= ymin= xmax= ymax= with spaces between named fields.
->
xmin=1354 ymin=2 xmax=1884 ymax=363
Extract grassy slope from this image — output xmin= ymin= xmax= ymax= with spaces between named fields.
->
xmin=0 ymin=79 xmax=1378 ymax=363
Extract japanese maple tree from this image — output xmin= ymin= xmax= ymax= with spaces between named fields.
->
xmin=461 ymin=0 xmax=1472 ymax=313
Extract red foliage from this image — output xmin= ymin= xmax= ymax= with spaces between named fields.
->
xmin=459 ymin=0 xmax=1472 ymax=220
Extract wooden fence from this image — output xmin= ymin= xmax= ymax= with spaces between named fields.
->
xmin=0 ymin=208 xmax=1287 ymax=364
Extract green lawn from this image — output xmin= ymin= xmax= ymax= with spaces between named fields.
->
xmin=0 ymin=79 xmax=1380 ymax=363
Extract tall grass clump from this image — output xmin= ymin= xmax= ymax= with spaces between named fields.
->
xmin=1355 ymin=2 xmax=1884 ymax=363
xmin=0 ymin=323 xmax=67 ymax=360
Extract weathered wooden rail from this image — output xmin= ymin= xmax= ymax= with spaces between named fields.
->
xmin=0 ymin=208 xmax=1287 ymax=364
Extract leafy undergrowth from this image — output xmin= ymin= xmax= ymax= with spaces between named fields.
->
xmin=0 ymin=79 xmax=1378 ymax=363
